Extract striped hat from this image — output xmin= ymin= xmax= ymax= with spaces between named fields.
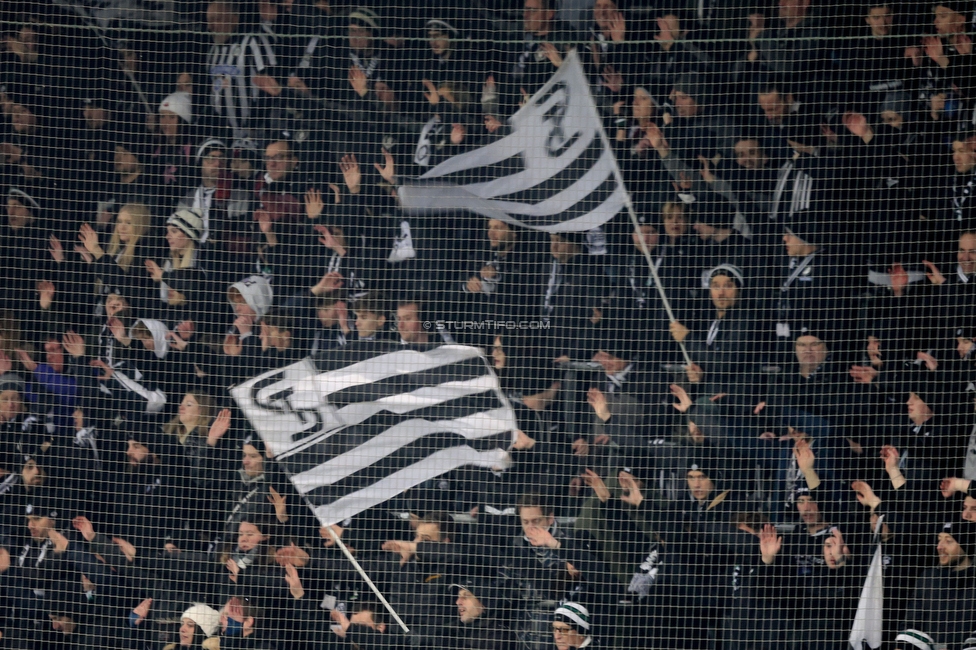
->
xmin=706 ymin=263 xmax=745 ymax=288
xmin=895 ymin=630 xmax=935 ymax=650
xmin=961 ymin=632 xmax=976 ymax=650
xmin=349 ymin=7 xmax=380 ymax=31
xmin=554 ymin=602 xmax=590 ymax=634
xmin=167 ymin=208 xmax=204 ymax=243
xmin=196 ymin=138 xmax=227 ymax=160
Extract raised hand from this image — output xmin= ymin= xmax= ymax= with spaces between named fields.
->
xmin=207 ymin=409 xmax=231 ymax=446
xmin=37 ymin=280 xmax=55 ymax=310
xmin=305 ymin=188 xmax=325 ymax=220
xmin=112 ymin=536 xmax=136 ymax=562
xmin=422 ymin=78 xmax=439 ymax=105
xmin=107 ymin=317 xmax=130 ymax=345
xmin=793 ymin=438 xmax=816 ymax=473
xmin=880 ymin=445 xmax=901 ymax=473
xmin=922 ymin=259 xmax=946 ymax=285
xmin=284 ymin=563 xmax=305 ymax=599
xmin=512 ymin=429 xmax=536 ymax=450
xmin=580 ymin=468 xmax=610 ymax=503
xmin=670 ymin=383 xmax=693 ymax=413
xmin=607 ymin=10 xmax=626 ymax=41
xmin=759 ymin=524 xmax=782 ymax=564
xmin=940 ymin=477 xmax=970 ymax=498
xmin=268 ymin=486 xmax=289 ymax=523
xmin=374 ymin=147 xmax=395 ymax=184
xmin=72 ymin=516 xmax=96 ymax=542
xmin=275 ymin=542 xmax=309 ymax=567
xmin=13 ymin=349 xmax=36 ymax=372
xmin=49 ymin=234 xmax=65 ymax=263
xmin=348 ymin=65 xmax=369 ymax=97
xmin=340 ymin=154 xmax=362 ymax=194
xmin=851 ymin=480 xmax=881 ymax=509
xmin=916 ymin=351 xmax=938 ymax=371
xmin=539 ymin=42 xmax=564 ymax=68
xmin=619 ymin=472 xmax=644 ymax=507
xmin=131 ymin=598 xmax=153 ymax=625
xmin=48 ymin=528 xmax=70 ymax=553
xmin=78 ymin=223 xmax=103 ymax=257
xmin=319 ymin=524 xmax=344 ymax=548
xmin=144 ymin=260 xmax=163 ymax=282
xmin=586 ymin=387 xmax=611 ymax=421
xmin=90 ymin=359 xmax=114 ymax=381
xmin=850 ymin=365 xmax=879 ymax=384
xmin=61 ymin=330 xmax=85 ymax=359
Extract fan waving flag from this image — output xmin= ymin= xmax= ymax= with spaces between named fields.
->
xmin=397 ymin=49 xmax=626 ymax=233
xmin=230 ymin=343 xmax=517 ymax=526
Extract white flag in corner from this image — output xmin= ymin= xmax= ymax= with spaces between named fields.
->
xmin=397 ymin=49 xmax=626 ymax=233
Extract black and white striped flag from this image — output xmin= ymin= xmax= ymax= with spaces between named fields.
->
xmin=397 ymin=50 xmax=626 ymax=233
xmin=230 ymin=343 xmax=517 ymax=526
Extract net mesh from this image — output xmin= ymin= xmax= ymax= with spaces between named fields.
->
xmin=0 ymin=1 xmax=975 ymax=649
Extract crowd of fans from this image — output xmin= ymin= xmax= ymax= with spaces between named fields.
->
xmin=4 ymin=0 xmax=976 ymax=648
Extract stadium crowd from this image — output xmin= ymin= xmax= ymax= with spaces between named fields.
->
xmin=3 ymin=0 xmax=976 ymax=648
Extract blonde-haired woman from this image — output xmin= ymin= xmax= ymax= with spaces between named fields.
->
xmin=145 ymin=208 xmax=207 ymax=314
xmin=56 ymin=203 xmax=157 ymax=313
xmin=164 ymin=391 xmax=232 ymax=536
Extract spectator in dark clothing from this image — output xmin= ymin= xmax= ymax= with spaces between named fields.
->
xmin=668 ymin=263 xmax=759 ymax=411
xmin=539 ymin=232 xmax=603 ymax=361
xmin=494 ymin=0 xmax=578 ymax=119
xmin=498 ymin=493 xmax=609 ymax=650
xmin=896 ymin=521 xmax=976 ymax=650
xmin=446 ymin=577 xmax=517 ymax=650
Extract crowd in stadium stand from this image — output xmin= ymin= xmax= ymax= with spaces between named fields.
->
xmin=4 ymin=0 xmax=976 ymax=648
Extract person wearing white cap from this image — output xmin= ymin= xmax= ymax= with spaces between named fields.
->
xmin=159 ymin=91 xmax=193 ymax=137
xmin=176 ymin=603 xmax=221 ymax=647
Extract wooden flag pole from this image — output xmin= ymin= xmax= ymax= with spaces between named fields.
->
xmin=324 ymin=524 xmax=411 ymax=633
xmin=579 ymin=56 xmax=694 ymax=367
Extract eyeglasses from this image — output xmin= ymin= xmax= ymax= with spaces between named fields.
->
xmin=264 ymin=153 xmax=291 ymax=162
xmin=795 ymin=341 xmax=826 ymax=350
xmin=552 ymin=625 xmax=573 ymax=634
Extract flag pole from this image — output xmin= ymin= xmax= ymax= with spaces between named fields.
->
xmin=324 ymin=524 xmax=411 ymax=633
xmin=579 ymin=53 xmax=693 ymax=367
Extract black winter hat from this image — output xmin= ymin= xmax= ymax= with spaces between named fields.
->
xmin=939 ymin=520 xmax=976 ymax=559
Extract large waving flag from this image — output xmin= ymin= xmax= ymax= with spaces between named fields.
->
xmin=397 ymin=49 xmax=626 ymax=233
xmin=230 ymin=343 xmax=517 ymax=526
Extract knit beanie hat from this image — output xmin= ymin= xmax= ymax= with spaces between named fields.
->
xmin=181 ymin=603 xmax=221 ymax=637
xmin=349 ymin=7 xmax=381 ymax=31
xmin=0 ymin=372 xmax=25 ymax=394
xmin=25 ymin=491 xmax=61 ymax=520
xmin=196 ymin=138 xmax=227 ymax=161
xmin=159 ymin=91 xmax=193 ymax=124
xmin=167 ymin=208 xmax=204 ymax=243
xmin=940 ymin=520 xmax=976 ymax=559
xmin=450 ymin=577 xmax=497 ymax=612
xmin=895 ymin=630 xmax=936 ymax=650
xmin=553 ymin=602 xmax=591 ymax=635
xmin=706 ymin=263 xmax=745 ymax=288
xmin=8 ymin=186 xmax=40 ymax=212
